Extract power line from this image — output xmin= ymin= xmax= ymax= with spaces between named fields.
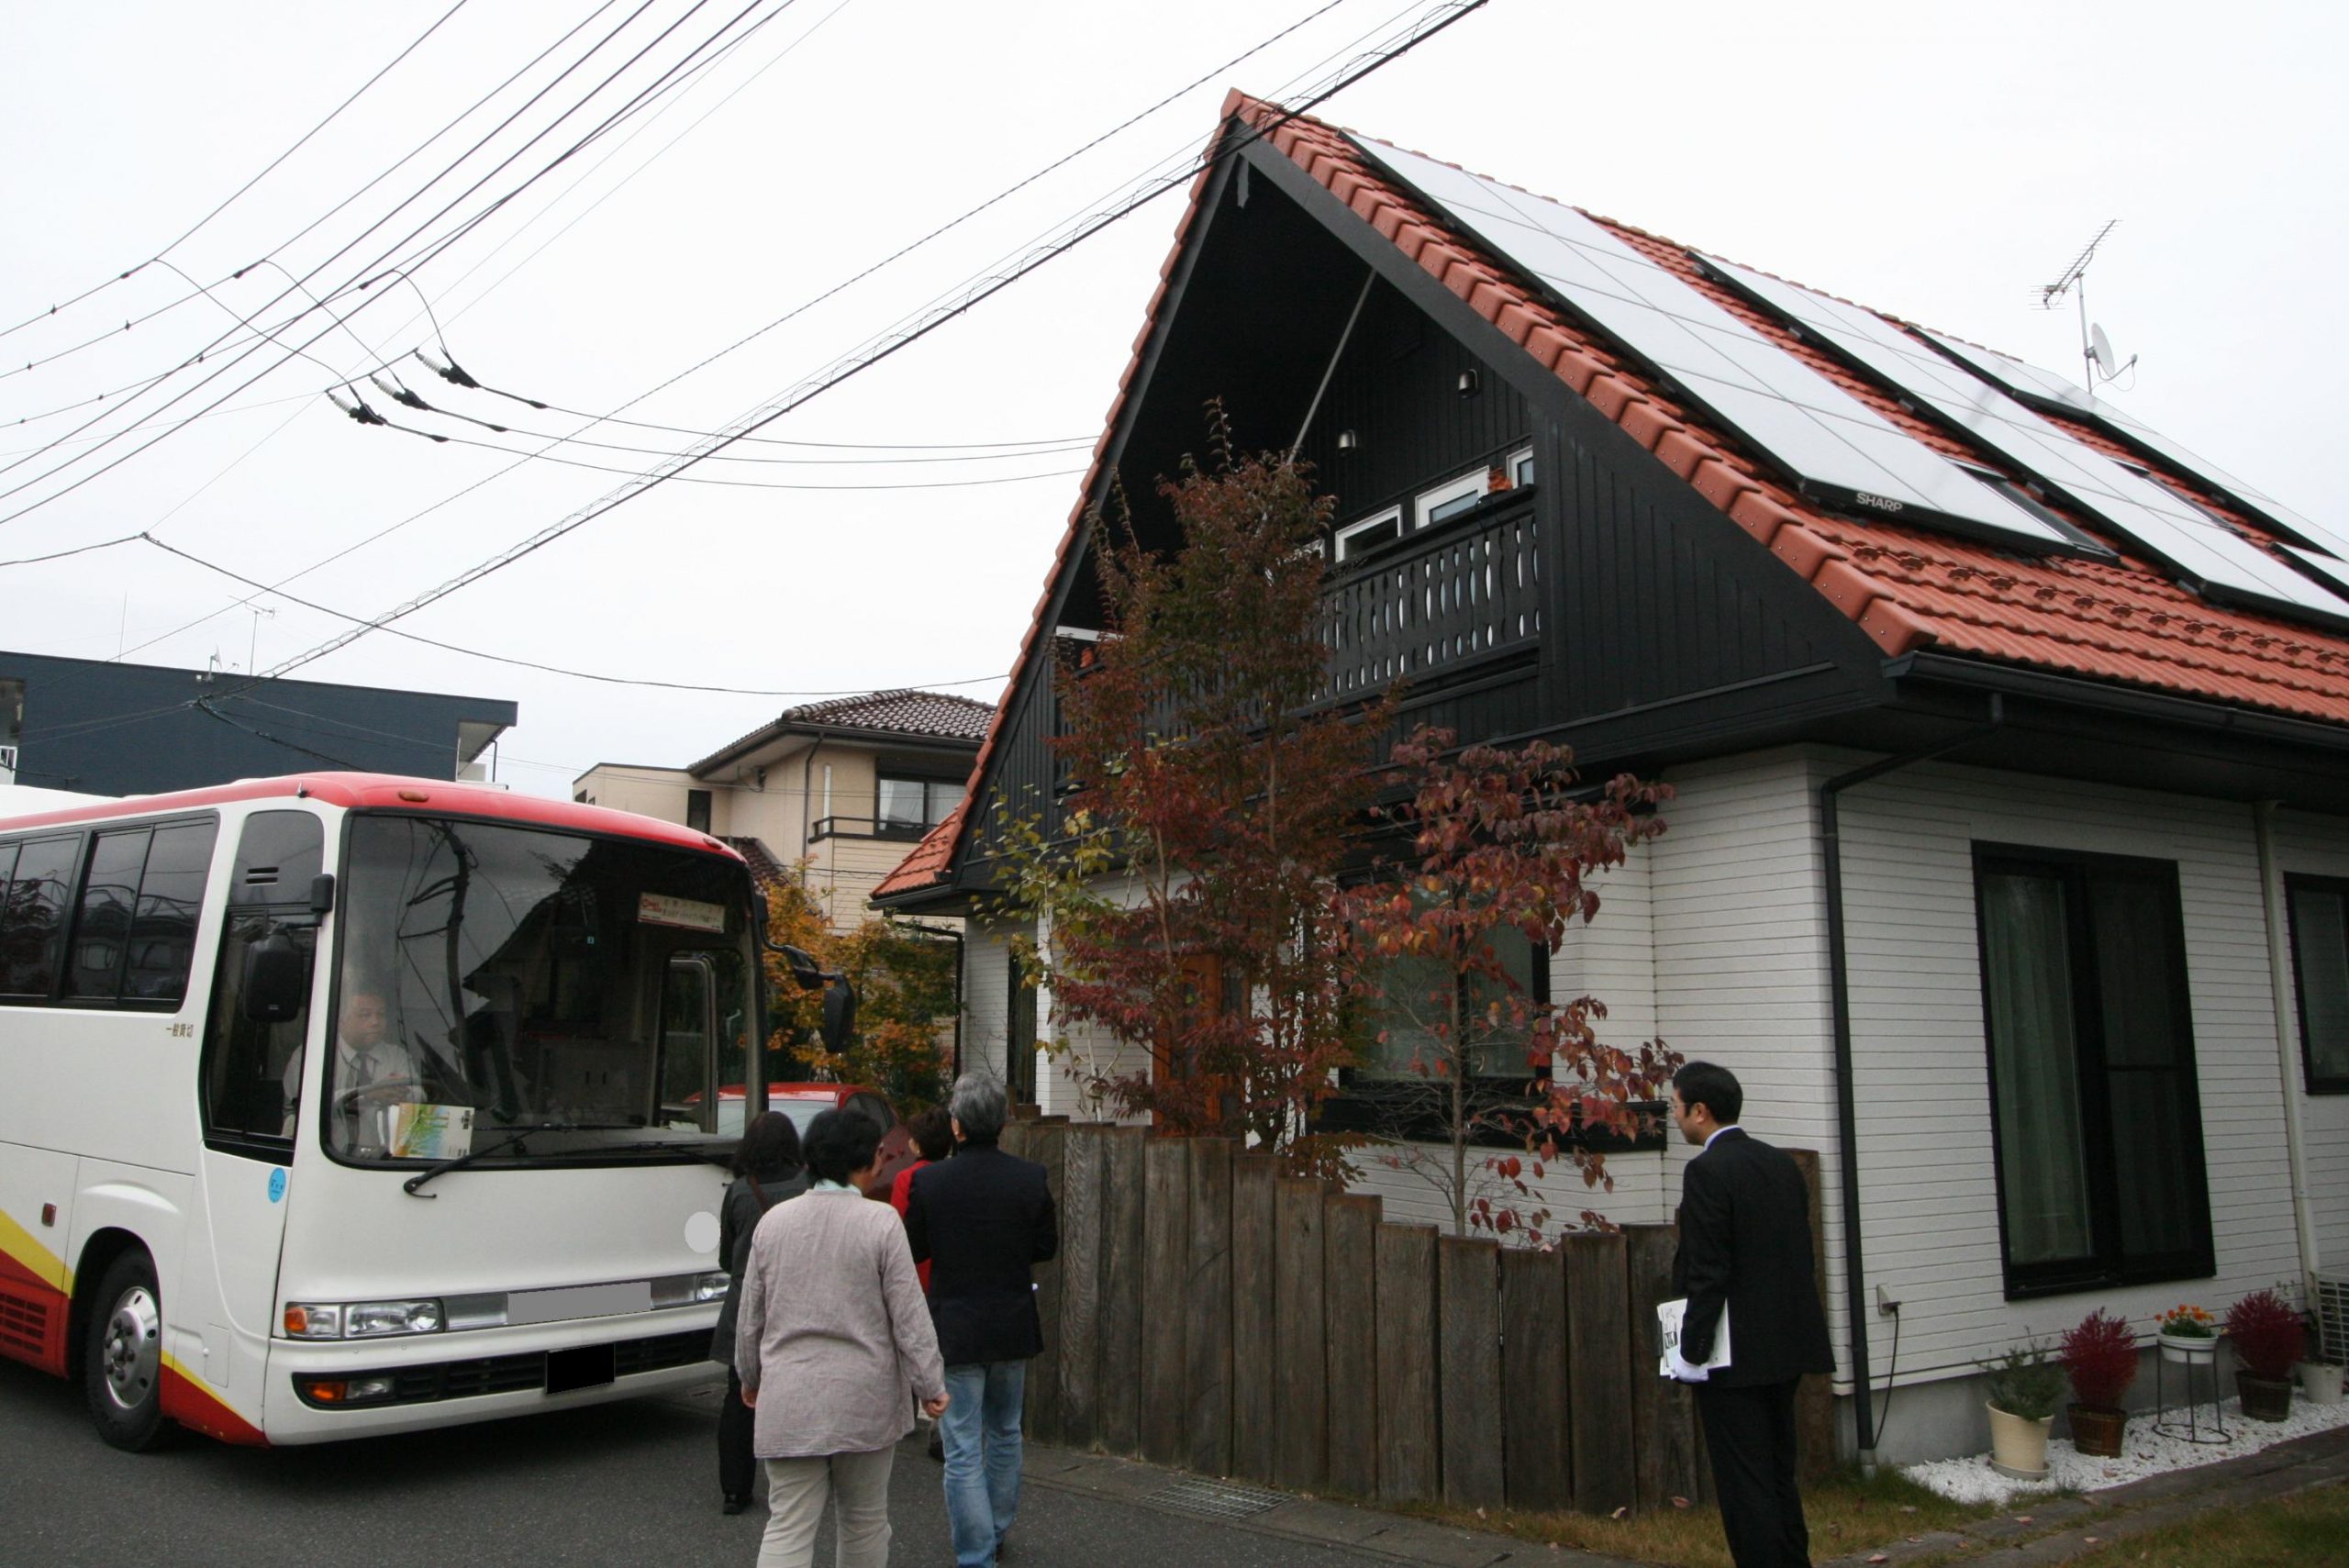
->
xmin=136 ymin=530 xmax=1005 ymax=696
xmin=255 ymin=1 xmax=1487 ymax=686
xmin=0 ymin=0 xmax=756 ymax=517
xmin=0 ymin=0 xmax=474 ymax=350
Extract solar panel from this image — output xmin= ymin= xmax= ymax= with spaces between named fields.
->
xmin=1353 ymin=139 xmax=2079 ymax=554
xmin=1713 ymin=261 xmax=2349 ymax=627
xmin=1921 ymin=331 xmax=2349 ymax=562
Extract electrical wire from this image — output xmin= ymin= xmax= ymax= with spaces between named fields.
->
xmin=0 ymin=1 xmax=475 ymax=350
xmin=0 ymin=0 xmax=758 ymax=514
xmin=0 ymin=532 xmax=145 ymax=570
xmin=93 ymin=0 xmax=1376 ymax=661
xmin=251 ymin=2 xmax=1489 ymax=687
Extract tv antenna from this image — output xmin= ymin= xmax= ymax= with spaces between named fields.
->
xmin=2038 ymin=219 xmax=2136 ymax=391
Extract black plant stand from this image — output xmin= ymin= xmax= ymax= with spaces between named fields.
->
xmin=2153 ymin=1339 xmax=2230 ymax=1445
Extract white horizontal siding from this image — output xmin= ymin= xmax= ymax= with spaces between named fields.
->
xmin=1840 ymin=761 xmax=2307 ymax=1384
xmin=960 ymin=918 xmax=1018 ymax=1085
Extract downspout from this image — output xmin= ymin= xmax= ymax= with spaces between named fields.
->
xmin=1821 ymin=695 xmax=2001 ymax=1476
xmin=2254 ymin=802 xmax=2321 ymax=1285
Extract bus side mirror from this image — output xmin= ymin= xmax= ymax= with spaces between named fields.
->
xmin=240 ymin=929 xmax=308 ymax=1024
xmin=821 ymin=977 xmax=857 ymax=1053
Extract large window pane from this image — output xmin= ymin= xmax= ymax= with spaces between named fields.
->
xmin=1978 ymin=870 xmax=2095 ymax=1268
xmin=878 ymin=776 xmax=927 ymax=829
xmin=1 ymin=835 xmax=81 ymax=996
xmin=127 ymin=821 xmax=215 ymax=1003
xmin=2288 ymin=880 xmax=2349 ymax=1091
xmin=2109 ymin=1073 xmax=2201 ymax=1260
xmin=64 ymin=828 xmax=151 ymax=999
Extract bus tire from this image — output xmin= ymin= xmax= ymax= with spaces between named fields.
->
xmin=83 ymin=1251 xmax=173 ymax=1451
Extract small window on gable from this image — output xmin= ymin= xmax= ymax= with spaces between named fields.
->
xmin=1334 ymin=506 xmax=1403 ymax=562
xmin=1508 ymin=447 xmax=1535 ymax=488
xmin=1416 ymin=472 xmax=1487 ymax=531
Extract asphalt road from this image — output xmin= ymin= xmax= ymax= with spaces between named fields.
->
xmin=0 ymin=1361 xmax=1415 ymax=1568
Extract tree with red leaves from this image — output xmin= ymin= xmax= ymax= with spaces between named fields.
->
xmin=990 ymin=409 xmax=1391 ymax=1159
xmin=1342 ymin=726 xmax=1677 ymax=1240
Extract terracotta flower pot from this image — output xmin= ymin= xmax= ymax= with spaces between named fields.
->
xmin=1986 ymin=1403 xmax=2053 ymax=1479
xmin=2238 ymin=1373 xmax=2294 ymax=1423
xmin=2067 ymin=1403 xmax=2128 ymax=1458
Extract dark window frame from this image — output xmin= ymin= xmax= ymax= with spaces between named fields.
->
xmin=1971 ymin=841 xmax=2216 ymax=1299
xmin=2283 ymin=873 xmax=2349 ymax=1095
xmin=876 ymin=773 xmax=963 ymax=836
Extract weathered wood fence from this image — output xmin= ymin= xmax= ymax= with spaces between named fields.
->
xmin=996 ymin=1122 xmax=1833 ymax=1514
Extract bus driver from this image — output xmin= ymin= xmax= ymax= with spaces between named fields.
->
xmin=282 ymin=985 xmax=423 ymax=1149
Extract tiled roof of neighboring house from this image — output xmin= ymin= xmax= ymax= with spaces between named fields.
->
xmin=693 ymin=687 xmax=993 ymax=775
xmin=877 ymin=93 xmax=2349 ymax=901
xmin=723 ymin=835 xmax=794 ymax=895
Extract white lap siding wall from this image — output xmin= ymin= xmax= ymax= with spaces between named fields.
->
xmin=961 ymin=918 xmax=1019 ymax=1085
xmin=2268 ymin=812 xmax=2349 ymax=1273
xmin=1836 ymin=760 xmax=2310 ymax=1399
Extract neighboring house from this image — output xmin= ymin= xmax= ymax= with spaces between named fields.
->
xmin=0 ymin=651 xmax=512 ymax=795
xmin=573 ymin=689 xmax=988 ymax=929
xmin=875 ymin=95 xmax=2349 ymax=1464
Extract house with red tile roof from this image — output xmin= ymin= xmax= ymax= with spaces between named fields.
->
xmin=574 ymin=688 xmax=986 ymax=929
xmin=875 ymin=95 xmax=2349 ymax=1464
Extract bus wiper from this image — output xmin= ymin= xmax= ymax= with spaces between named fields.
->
xmin=400 ymin=1122 xmax=639 ymax=1198
xmin=607 ymin=1139 xmax=736 ymax=1169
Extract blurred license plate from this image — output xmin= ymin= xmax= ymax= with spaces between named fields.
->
xmin=508 ymin=1281 xmax=651 ymax=1325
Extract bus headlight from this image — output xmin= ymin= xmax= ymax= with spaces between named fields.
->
xmin=693 ymin=1272 xmax=729 ymax=1304
xmin=283 ymin=1299 xmax=443 ymax=1339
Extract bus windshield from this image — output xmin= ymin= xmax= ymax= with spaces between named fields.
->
xmin=321 ymin=814 xmax=755 ymax=1165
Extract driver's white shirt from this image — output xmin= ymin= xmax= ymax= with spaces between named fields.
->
xmin=282 ymin=1033 xmax=423 ymax=1111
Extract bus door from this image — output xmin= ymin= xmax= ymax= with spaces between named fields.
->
xmin=191 ymin=810 xmax=325 ymax=1409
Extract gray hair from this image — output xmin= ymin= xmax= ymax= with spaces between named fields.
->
xmin=949 ymin=1072 xmax=1008 ymax=1143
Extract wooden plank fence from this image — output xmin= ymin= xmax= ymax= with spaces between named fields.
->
xmin=997 ymin=1123 xmax=1829 ymax=1514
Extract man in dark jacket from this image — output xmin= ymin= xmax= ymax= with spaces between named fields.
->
xmin=1668 ymin=1061 xmax=1834 ymax=1568
xmin=904 ymin=1073 xmax=1057 ymax=1568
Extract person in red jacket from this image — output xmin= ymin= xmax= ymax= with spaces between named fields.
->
xmin=889 ymin=1106 xmax=954 ymax=1289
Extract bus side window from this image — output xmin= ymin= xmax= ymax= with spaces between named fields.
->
xmin=61 ymin=819 xmax=219 ymax=1005
xmin=200 ymin=813 xmax=324 ymax=1153
xmin=0 ymin=833 xmax=82 ymax=998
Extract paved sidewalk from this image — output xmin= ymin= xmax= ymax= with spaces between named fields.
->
xmin=1819 ymin=1421 xmax=2349 ymax=1567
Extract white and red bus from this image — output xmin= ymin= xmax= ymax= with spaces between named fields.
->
xmin=0 ymin=773 xmax=788 ymax=1449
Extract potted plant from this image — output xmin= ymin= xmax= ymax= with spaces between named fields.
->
xmin=2302 ymin=1355 xmax=2344 ymax=1406
xmin=2156 ymin=1303 xmax=2218 ymax=1363
xmin=2226 ymin=1287 xmax=2302 ymax=1421
xmin=2059 ymin=1308 xmax=2137 ymax=1458
xmin=1983 ymin=1340 xmax=2065 ymax=1479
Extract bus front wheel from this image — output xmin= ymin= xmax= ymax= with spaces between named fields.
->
xmin=83 ymin=1251 xmax=172 ymax=1451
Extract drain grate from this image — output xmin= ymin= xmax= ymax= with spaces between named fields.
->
xmin=1152 ymin=1476 xmax=1289 ymax=1519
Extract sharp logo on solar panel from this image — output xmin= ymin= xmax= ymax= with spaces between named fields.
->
xmin=1854 ymin=493 xmax=1907 ymax=514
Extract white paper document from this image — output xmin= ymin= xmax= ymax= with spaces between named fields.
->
xmin=1656 ymin=1297 xmax=1731 ymax=1376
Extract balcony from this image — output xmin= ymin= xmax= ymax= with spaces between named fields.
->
xmin=810 ymin=815 xmax=934 ymax=844
xmin=1319 ymin=497 xmax=1542 ymax=696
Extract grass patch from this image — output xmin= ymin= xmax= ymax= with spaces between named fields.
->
xmin=2058 ymin=1479 xmax=2349 ymax=1566
xmin=1392 ymin=1467 xmax=2006 ymax=1568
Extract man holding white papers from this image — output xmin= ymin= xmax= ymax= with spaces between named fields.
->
xmin=1667 ymin=1062 xmax=1833 ymax=1568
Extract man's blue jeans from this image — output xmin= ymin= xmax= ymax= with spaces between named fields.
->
xmin=940 ymin=1361 xmax=1026 ymax=1568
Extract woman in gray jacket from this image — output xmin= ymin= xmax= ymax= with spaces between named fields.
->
xmin=737 ymin=1108 xmax=947 ymax=1568
xmin=713 ymin=1111 xmax=809 ymax=1513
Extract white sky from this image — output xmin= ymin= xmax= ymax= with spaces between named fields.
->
xmin=4 ymin=0 xmax=2342 ymax=799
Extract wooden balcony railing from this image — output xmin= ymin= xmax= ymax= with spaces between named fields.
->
xmin=1319 ymin=502 xmax=1542 ymax=696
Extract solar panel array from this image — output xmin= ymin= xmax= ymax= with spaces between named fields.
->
xmin=1711 ymin=261 xmax=2349 ymax=624
xmin=1921 ymin=331 xmax=2349 ymax=562
xmin=1355 ymin=139 xmax=2079 ymax=554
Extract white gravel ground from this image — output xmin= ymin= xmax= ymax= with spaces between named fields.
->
xmin=1901 ymin=1393 xmax=2349 ymax=1507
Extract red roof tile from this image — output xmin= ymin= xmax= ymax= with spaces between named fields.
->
xmin=872 ymin=801 xmax=965 ymax=901
xmin=877 ymin=95 xmax=2349 ymax=902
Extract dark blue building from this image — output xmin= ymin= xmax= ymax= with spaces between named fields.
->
xmin=0 ymin=651 xmax=515 ymax=796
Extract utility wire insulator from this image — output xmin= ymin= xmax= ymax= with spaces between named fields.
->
xmin=328 ymin=389 xmax=388 ymax=427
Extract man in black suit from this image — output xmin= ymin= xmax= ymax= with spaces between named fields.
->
xmin=903 ymin=1073 xmax=1058 ymax=1568
xmin=1668 ymin=1061 xmax=1834 ymax=1568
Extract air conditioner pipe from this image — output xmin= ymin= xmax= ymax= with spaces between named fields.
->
xmin=1821 ymin=695 xmax=2001 ymax=1477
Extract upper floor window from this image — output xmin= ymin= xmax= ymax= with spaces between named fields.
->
xmin=1974 ymin=844 xmax=2213 ymax=1296
xmin=2285 ymin=874 xmax=2349 ymax=1094
xmin=877 ymin=775 xmax=963 ymax=834
xmin=685 ymin=789 xmax=713 ymax=835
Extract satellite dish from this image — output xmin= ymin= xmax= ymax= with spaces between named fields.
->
xmin=2089 ymin=323 xmax=2121 ymax=380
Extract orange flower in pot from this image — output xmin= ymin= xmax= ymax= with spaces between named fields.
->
xmin=2058 ymin=1309 xmax=2137 ymax=1457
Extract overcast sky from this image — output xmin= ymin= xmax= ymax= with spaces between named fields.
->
xmin=4 ymin=0 xmax=2341 ymax=800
